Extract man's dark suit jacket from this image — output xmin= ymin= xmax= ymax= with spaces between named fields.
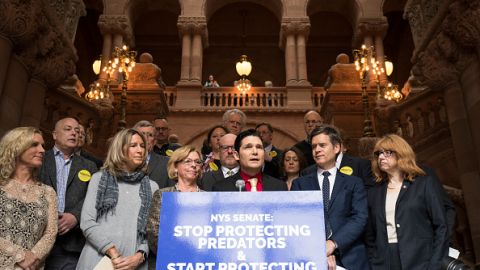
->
xmin=291 ymin=171 xmax=370 ymax=270
xmin=263 ymin=145 xmax=283 ymax=179
xmin=301 ymin=154 xmax=375 ymax=190
xmin=39 ymin=149 xmax=98 ymax=253
xmin=198 ymin=169 xmax=227 ymax=191
xmin=148 ymin=152 xmax=175 ymax=189
xmin=212 ymin=171 xmax=288 ymax=191
xmin=78 ymin=149 xmax=103 ymax=169
xmin=365 ymin=174 xmax=449 ymax=270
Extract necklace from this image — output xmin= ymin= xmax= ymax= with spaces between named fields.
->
xmin=175 ymin=183 xmax=200 ymax=192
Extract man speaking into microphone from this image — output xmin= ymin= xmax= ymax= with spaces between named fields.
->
xmin=213 ymin=129 xmax=287 ymax=192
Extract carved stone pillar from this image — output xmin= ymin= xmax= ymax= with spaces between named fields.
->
xmin=0 ymin=35 xmax=12 ymax=98
xmin=98 ymin=15 xmax=133 ymax=81
xmin=296 ymin=24 xmax=310 ymax=85
xmin=177 ymin=17 xmax=208 ymax=85
xmin=0 ymin=56 xmax=29 ymax=134
xmin=64 ymin=0 xmax=86 ymax=42
xmin=281 ymin=18 xmax=311 ymax=86
xmin=355 ymin=17 xmax=389 ymax=82
xmin=191 ymin=24 xmax=206 ymax=82
xmin=284 ymin=34 xmax=297 ymax=84
xmin=21 ymin=78 xmax=47 ymax=126
xmin=179 ymin=32 xmax=191 ymax=82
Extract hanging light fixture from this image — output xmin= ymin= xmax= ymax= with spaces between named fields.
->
xmin=384 ymin=60 xmax=393 ymax=77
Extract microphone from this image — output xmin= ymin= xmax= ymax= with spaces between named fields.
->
xmin=235 ymin=179 xmax=245 ymax=192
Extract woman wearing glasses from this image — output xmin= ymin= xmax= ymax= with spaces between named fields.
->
xmin=77 ymin=129 xmax=159 ymax=270
xmin=365 ymin=134 xmax=448 ymax=270
xmin=147 ymin=145 xmax=204 ymax=269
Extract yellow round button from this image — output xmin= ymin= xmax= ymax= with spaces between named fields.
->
xmin=78 ymin=170 xmax=92 ymax=182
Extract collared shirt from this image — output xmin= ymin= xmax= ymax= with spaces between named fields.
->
xmin=146 ymin=152 xmax=151 ymax=165
xmin=316 ymin=166 xmax=337 ymax=197
xmin=53 ymin=146 xmax=73 ymax=213
xmin=335 ymin=152 xmax=344 ymax=169
xmin=264 ymin=144 xmax=273 ymax=153
xmin=221 ymin=166 xmax=239 ymax=178
xmin=239 ymin=171 xmax=263 ymax=192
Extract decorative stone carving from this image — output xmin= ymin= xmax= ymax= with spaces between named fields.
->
xmin=65 ymin=0 xmax=86 ymax=42
xmin=404 ymin=0 xmax=446 ymax=47
xmin=98 ymin=15 xmax=134 ymax=46
xmin=355 ymin=17 xmax=388 ymax=41
xmin=279 ymin=17 xmax=310 ymax=48
xmin=324 ymin=54 xmax=361 ymax=90
xmin=0 ymin=0 xmax=77 ymax=87
xmin=177 ymin=17 xmax=208 ymax=48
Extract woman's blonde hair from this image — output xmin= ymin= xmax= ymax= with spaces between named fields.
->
xmin=102 ymin=129 xmax=147 ymax=175
xmin=167 ymin=145 xmax=203 ymax=180
xmin=0 ymin=127 xmax=42 ymax=185
xmin=372 ymin=134 xmax=425 ymax=182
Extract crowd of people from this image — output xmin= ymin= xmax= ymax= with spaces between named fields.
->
xmin=0 ymin=108 xmax=454 ymax=270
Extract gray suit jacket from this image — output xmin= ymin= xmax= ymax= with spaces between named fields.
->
xmin=147 ymin=152 xmax=175 ymax=189
xmin=39 ymin=149 xmax=98 ymax=253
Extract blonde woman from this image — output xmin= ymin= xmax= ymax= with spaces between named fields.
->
xmin=147 ymin=145 xmax=204 ymax=269
xmin=77 ymin=129 xmax=159 ymax=270
xmin=0 ymin=127 xmax=57 ymax=269
xmin=366 ymin=134 xmax=448 ymax=270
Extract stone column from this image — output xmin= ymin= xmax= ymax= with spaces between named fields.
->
xmin=64 ymin=0 xmax=87 ymax=42
xmin=98 ymin=15 xmax=133 ymax=82
xmin=177 ymin=17 xmax=208 ymax=85
xmin=285 ymin=34 xmax=297 ymax=84
xmin=21 ymin=78 xmax=47 ymax=126
xmin=0 ymin=56 xmax=29 ymax=134
xmin=179 ymin=32 xmax=192 ymax=82
xmin=296 ymin=23 xmax=310 ymax=85
xmin=0 ymin=35 xmax=12 ymax=99
xmin=190 ymin=19 xmax=208 ymax=83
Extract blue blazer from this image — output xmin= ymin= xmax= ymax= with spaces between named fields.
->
xmin=291 ymin=171 xmax=370 ymax=270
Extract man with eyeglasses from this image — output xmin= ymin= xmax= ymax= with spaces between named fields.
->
xmin=222 ymin=109 xmax=246 ymax=135
xmin=153 ymin=117 xmax=181 ymax=157
xmin=293 ymin=110 xmax=324 ymax=166
xmin=133 ymin=120 xmax=174 ymax=189
xmin=291 ymin=125 xmax=369 ymax=270
xmin=213 ymin=129 xmax=287 ymax=192
xmin=199 ymin=133 xmax=240 ymax=191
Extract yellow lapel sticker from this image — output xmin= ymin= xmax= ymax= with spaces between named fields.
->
xmin=166 ymin=149 xmax=174 ymax=157
xmin=209 ymin=162 xmax=219 ymax=171
xmin=269 ymin=151 xmax=278 ymax=158
xmin=339 ymin=166 xmax=353 ymax=175
xmin=78 ymin=170 xmax=92 ymax=182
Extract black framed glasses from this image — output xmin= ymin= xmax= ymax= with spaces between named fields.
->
xmin=374 ymin=150 xmax=396 ymax=158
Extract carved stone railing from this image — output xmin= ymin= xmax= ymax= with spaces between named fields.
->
xmin=374 ymin=90 xmax=448 ymax=146
xmin=200 ymin=87 xmax=288 ymax=108
xmin=164 ymin=86 xmax=178 ymax=107
xmin=311 ymin=87 xmax=326 ymax=107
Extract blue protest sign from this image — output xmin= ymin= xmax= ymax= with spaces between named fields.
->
xmin=156 ymin=191 xmax=326 ymax=270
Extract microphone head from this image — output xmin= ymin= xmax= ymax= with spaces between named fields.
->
xmin=235 ymin=179 xmax=245 ymax=190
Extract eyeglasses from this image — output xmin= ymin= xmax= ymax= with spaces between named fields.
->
xmin=220 ymin=145 xmax=235 ymax=152
xmin=180 ymin=159 xmax=203 ymax=166
xmin=374 ymin=150 xmax=396 ymax=158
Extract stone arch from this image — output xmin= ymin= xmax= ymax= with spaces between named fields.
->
xmin=204 ymin=0 xmax=283 ymax=22
xmin=203 ymin=1 xmax=285 ymax=87
xmin=128 ymin=0 xmax=182 ymax=85
xmin=306 ymin=0 xmax=359 ymax=86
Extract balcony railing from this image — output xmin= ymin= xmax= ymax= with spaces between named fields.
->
xmin=201 ymin=87 xmax=287 ymax=108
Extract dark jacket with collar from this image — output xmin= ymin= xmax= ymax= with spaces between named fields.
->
xmin=147 ymin=152 xmax=175 ymax=189
xmin=301 ymin=154 xmax=375 ymax=190
xmin=39 ymin=149 xmax=98 ymax=253
xmin=199 ymin=169 xmax=228 ymax=191
xmin=212 ymin=171 xmax=287 ymax=191
xmin=263 ymin=145 xmax=283 ymax=179
xmin=291 ymin=171 xmax=370 ymax=270
xmin=365 ymin=174 xmax=448 ymax=270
